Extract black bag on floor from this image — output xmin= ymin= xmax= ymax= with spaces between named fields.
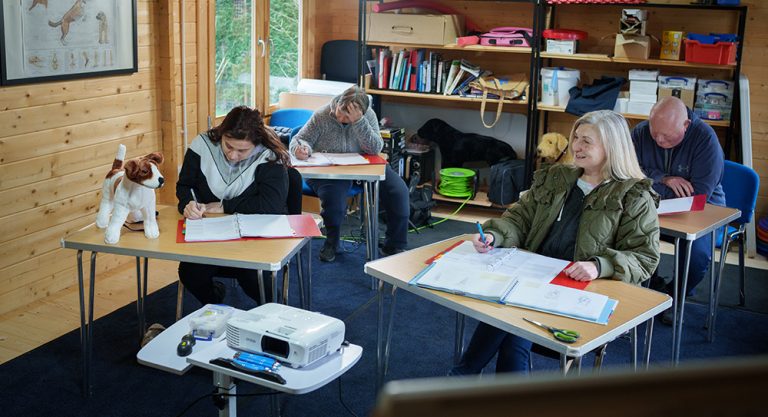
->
xmin=409 ymin=172 xmax=435 ymax=228
xmin=488 ymin=159 xmax=525 ymax=205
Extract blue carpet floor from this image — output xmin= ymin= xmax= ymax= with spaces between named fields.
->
xmin=2 ymin=219 xmax=767 ymax=417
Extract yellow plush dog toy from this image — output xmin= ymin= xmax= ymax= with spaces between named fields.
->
xmin=536 ymin=132 xmax=573 ymax=168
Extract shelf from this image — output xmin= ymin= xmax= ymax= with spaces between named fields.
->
xmin=540 ymin=52 xmax=736 ymax=70
xmin=370 ymin=88 xmax=528 ymax=106
xmin=537 ymin=103 xmax=731 ymax=127
xmin=368 ymin=41 xmax=531 ymax=55
xmin=432 ymin=190 xmax=511 ymax=209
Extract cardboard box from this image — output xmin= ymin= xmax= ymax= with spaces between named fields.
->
xmin=660 ymin=31 xmax=685 ymax=60
xmin=368 ymin=13 xmax=465 ymax=46
xmin=614 ymin=34 xmax=650 ymax=60
xmin=627 ymin=100 xmax=655 ymax=116
xmin=620 ymin=9 xmax=648 ymax=36
xmin=659 ymin=87 xmax=695 ymax=108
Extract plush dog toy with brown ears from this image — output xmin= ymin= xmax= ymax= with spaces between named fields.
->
xmin=96 ymin=144 xmax=164 ymax=244
xmin=536 ymin=132 xmax=573 ymax=169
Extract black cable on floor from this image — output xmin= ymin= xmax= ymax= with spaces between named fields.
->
xmin=175 ymin=388 xmax=274 ymax=417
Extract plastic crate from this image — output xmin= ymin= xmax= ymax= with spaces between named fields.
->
xmin=684 ymin=39 xmax=737 ymax=65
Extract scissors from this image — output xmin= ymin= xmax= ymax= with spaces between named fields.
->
xmin=523 ymin=318 xmax=580 ymax=343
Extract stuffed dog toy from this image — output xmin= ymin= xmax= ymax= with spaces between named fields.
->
xmin=96 ymin=144 xmax=164 ymax=244
xmin=417 ymin=118 xmax=517 ymax=169
xmin=536 ymin=132 xmax=573 ymax=168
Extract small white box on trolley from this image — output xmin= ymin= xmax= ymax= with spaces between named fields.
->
xmin=226 ymin=303 xmax=345 ymax=368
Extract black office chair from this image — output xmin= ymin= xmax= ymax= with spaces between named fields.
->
xmin=320 ymin=40 xmax=359 ymax=83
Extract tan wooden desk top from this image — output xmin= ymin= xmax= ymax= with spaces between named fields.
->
xmin=61 ymin=205 xmax=307 ymax=271
xmin=658 ymin=204 xmax=741 ymax=241
xmin=364 ymin=235 xmax=672 ymax=357
xmin=295 ymin=163 xmax=386 ymax=181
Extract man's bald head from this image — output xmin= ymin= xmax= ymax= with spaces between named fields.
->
xmin=648 ymin=96 xmax=690 ymax=149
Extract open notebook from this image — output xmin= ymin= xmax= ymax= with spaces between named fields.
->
xmin=409 ymin=241 xmax=618 ymax=324
xmin=183 ymin=214 xmax=320 ymax=242
xmin=290 ymin=153 xmax=386 ymax=167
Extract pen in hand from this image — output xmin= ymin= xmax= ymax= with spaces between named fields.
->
xmin=190 ymin=189 xmax=201 ymax=210
xmin=476 ymin=221 xmax=488 ymax=248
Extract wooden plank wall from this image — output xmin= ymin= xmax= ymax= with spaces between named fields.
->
xmin=0 ymin=0 xmax=194 ymax=315
xmin=315 ymin=0 xmax=768 ymax=219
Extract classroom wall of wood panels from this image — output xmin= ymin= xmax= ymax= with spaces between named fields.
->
xmin=0 ymin=0 xmax=194 ymax=315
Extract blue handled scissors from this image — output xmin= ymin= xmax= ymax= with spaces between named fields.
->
xmin=523 ymin=318 xmax=580 ymax=343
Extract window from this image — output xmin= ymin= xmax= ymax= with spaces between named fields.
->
xmin=214 ymin=0 xmax=301 ymax=117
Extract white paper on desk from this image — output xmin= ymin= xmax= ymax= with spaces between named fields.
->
xmin=290 ymin=153 xmax=333 ymax=167
xmin=236 ymin=214 xmax=295 ymax=237
xmin=322 ymin=153 xmax=369 ymax=165
xmin=657 ymin=194 xmax=706 ymax=215
xmin=185 ymin=216 xmax=241 ymax=242
xmin=502 ymin=278 xmax=613 ymax=323
xmin=413 ymin=260 xmax=517 ymax=302
xmin=438 ymin=241 xmax=569 ymax=282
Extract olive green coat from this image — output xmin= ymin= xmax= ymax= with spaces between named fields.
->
xmin=485 ymin=164 xmax=660 ymax=285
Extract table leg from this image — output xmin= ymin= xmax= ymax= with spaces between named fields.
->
xmin=271 ymin=393 xmax=281 ymax=417
xmin=453 ymin=313 xmax=465 ymax=365
xmin=383 ymin=285 xmax=398 ymax=377
xmin=362 ymin=184 xmax=371 ymax=262
xmin=674 ymin=239 xmax=694 ymax=365
xmin=630 ymin=327 xmax=638 ymax=372
xmin=213 ymin=372 xmax=237 ymax=417
xmin=281 ymin=263 xmax=290 ymax=305
xmin=307 ymin=240 xmax=313 ymax=310
xmin=297 ymin=250 xmax=306 ymax=309
xmin=671 ymin=238 xmax=680 ymax=361
xmin=135 ymin=257 xmax=149 ymax=340
xmin=78 ymin=251 xmax=97 ymax=397
xmin=257 ymin=270 xmax=266 ymax=306
xmin=709 ymin=227 xmax=730 ymax=342
xmin=364 ymin=181 xmax=380 ymax=290
xmin=643 ymin=317 xmax=654 ymax=369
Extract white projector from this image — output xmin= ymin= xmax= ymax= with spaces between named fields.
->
xmin=226 ymin=303 xmax=345 ymax=368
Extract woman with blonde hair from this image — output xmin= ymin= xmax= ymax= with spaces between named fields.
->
xmin=450 ymin=110 xmax=660 ymax=375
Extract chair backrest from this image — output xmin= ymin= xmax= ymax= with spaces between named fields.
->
xmin=722 ymin=160 xmax=759 ymax=224
xmin=269 ymin=108 xmax=314 ymax=130
xmin=320 ymin=40 xmax=359 ymax=83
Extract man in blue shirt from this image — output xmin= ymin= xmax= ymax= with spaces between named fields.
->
xmin=632 ymin=96 xmax=725 ymax=324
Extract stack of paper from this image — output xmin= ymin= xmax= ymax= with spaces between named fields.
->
xmin=290 ymin=152 xmax=370 ymax=167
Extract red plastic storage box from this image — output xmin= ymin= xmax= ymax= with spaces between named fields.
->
xmin=684 ymin=39 xmax=737 ymax=65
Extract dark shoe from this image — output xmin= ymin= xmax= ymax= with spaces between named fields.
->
xmin=319 ymin=240 xmax=337 ymax=262
xmin=380 ymin=246 xmax=406 ymax=257
xmin=659 ymin=307 xmax=674 ymax=326
xmin=212 ymin=281 xmax=226 ymax=304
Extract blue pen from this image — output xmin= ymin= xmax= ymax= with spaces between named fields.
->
xmin=476 ymin=221 xmax=488 ymax=247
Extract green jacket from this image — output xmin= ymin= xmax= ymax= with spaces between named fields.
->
xmin=485 ymin=164 xmax=660 ymax=285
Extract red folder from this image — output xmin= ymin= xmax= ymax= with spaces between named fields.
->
xmin=177 ymin=214 xmax=321 ymax=243
xmin=363 ymin=154 xmax=388 ymax=165
xmin=425 ymin=241 xmax=589 ymax=290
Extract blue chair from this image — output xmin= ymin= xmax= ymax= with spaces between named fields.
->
xmin=269 ymin=108 xmax=314 ymax=141
xmin=708 ymin=160 xmax=759 ymax=341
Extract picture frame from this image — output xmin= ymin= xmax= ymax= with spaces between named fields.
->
xmin=0 ymin=0 xmax=137 ymax=86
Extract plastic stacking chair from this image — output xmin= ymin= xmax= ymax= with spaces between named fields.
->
xmin=320 ymin=40 xmax=359 ymax=83
xmin=269 ymin=108 xmax=314 ymax=144
xmin=709 ymin=160 xmax=760 ymax=341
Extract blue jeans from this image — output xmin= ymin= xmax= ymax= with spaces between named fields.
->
xmin=450 ymin=322 xmax=533 ymax=375
xmin=307 ymin=164 xmax=409 ymax=249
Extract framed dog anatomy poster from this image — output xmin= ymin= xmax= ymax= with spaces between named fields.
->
xmin=0 ymin=0 xmax=137 ymax=85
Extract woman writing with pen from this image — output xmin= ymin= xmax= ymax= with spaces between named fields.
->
xmin=176 ymin=105 xmax=291 ymax=305
xmin=450 ymin=110 xmax=660 ymax=376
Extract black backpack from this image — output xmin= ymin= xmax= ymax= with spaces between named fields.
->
xmin=488 ymin=159 xmax=525 ymax=205
xmin=408 ymin=172 xmax=436 ymax=228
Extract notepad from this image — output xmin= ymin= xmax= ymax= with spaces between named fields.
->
xmin=290 ymin=152 xmax=370 ymax=167
xmin=185 ymin=214 xmax=296 ymax=242
xmin=657 ymin=194 xmax=706 ymax=215
xmin=409 ymin=241 xmax=618 ymax=324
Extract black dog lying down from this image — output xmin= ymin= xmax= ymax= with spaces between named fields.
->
xmin=417 ymin=119 xmax=517 ymax=168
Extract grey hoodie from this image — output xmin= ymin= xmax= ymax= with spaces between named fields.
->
xmin=289 ymin=96 xmax=382 ymax=156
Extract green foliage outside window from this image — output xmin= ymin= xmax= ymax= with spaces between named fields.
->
xmin=215 ymin=0 xmax=299 ymax=116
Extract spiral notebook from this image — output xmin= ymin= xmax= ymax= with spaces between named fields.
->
xmin=409 ymin=241 xmax=618 ymax=324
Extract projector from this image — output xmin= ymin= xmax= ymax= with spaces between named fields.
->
xmin=226 ymin=303 xmax=345 ymax=368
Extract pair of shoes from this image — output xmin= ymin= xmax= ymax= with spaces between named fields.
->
xmin=213 ymin=281 xmax=226 ymax=304
xmin=141 ymin=323 xmax=166 ymax=347
xmin=380 ymin=246 xmax=405 ymax=257
xmin=659 ymin=307 xmax=674 ymax=326
xmin=319 ymin=240 xmax=337 ymax=262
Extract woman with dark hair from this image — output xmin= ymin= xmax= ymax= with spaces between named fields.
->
xmin=176 ymin=105 xmax=290 ymax=305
